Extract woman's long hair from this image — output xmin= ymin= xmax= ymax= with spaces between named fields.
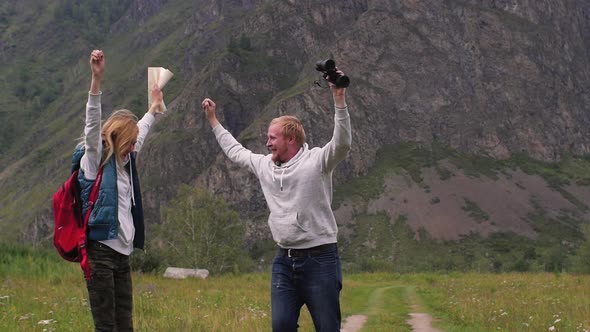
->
xmin=101 ymin=109 xmax=139 ymax=167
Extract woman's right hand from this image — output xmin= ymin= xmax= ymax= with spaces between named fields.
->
xmin=90 ymin=50 xmax=105 ymax=79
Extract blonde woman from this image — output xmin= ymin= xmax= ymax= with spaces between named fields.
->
xmin=76 ymin=49 xmax=162 ymax=331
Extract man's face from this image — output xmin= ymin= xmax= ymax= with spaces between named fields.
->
xmin=267 ymin=124 xmax=290 ymax=163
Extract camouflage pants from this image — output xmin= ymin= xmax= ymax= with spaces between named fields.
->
xmin=86 ymin=241 xmax=133 ymax=332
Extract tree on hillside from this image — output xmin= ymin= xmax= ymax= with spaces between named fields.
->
xmin=543 ymin=246 xmax=567 ymax=272
xmin=572 ymin=223 xmax=590 ymax=273
xmin=157 ymin=185 xmax=251 ymax=274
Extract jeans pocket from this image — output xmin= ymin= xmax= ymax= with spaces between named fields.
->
xmin=309 ymin=251 xmax=338 ymax=266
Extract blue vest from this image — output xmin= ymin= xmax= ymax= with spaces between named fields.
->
xmin=72 ymin=147 xmax=145 ymax=249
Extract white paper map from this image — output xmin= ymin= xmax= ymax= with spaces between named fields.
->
xmin=148 ymin=67 xmax=174 ymax=113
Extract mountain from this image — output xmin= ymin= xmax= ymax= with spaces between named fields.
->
xmin=1 ymin=0 xmax=589 ymax=271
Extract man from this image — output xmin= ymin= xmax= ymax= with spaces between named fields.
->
xmin=201 ymin=68 xmax=350 ymax=332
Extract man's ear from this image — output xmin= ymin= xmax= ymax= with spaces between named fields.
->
xmin=287 ymin=136 xmax=297 ymax=145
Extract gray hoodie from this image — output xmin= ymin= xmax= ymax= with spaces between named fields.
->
xmin=212 ymin=107 xmax=351 ymax=249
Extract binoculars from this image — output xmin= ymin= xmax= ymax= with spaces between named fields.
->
xmin=315 ymin=59 xmax=350 ymax=88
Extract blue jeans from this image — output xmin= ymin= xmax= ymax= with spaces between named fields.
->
xmin=271 ymin=244 xmax=342 ymax=332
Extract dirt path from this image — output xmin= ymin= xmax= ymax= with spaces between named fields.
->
xmin=406 ymin=286 xmax=441 ymax=332
xmin=339 ymin=285 xmax=440 ymax=332
xmin=340 ymin=311 xmax=439 ymax=332
xmin=340 ymin=314 xmax=368 ymax=332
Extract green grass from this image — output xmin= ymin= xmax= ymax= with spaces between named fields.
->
xmin=363 ymin=286 xmax=410 ymax=331
xmin=3 ymin=246 xmax=590 ymax=331
xmin=0 ymin=247 xmax=405 ymax=331
xmin=417 ymin=273 xmax=590 ymax=331
xmin=342 ymin=273 xmax=412 ymax=331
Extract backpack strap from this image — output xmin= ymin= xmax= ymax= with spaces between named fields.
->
xmin=80 ymin=167 xmax=104 ymax=281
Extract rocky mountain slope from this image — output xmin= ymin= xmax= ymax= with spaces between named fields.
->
xmin=0 ymin=0 xmax=589 ymax=263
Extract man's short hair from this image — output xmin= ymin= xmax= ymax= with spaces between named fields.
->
xmin=270 ymin=115 xmax=306 ymax=146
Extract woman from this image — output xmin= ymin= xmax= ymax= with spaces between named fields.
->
xmin=78 ymin=49 xmax=162 ymax=331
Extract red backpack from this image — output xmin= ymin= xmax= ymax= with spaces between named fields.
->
xmin=52 ymin=167 xmax=103 ymax=281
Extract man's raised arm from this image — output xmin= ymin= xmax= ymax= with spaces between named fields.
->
xmin=201 ymin=98 xmax=265 ymax=173
xmin=323 ymin=68 xmax=352 ymax=171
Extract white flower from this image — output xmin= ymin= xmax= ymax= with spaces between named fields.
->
xmin=38 ymin=319 xmax=54 ymax=325
xmin=554 ymin=318 xmax=561 ymax=324
xmin=549 ymin=326 xmax=556 ymax=331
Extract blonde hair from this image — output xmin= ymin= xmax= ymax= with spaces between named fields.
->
xmin=101 ymin=109 xmax=139 ymax=167
xmin=269 ymin=116 xmax=306 ymax=146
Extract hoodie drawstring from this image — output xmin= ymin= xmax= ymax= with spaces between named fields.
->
xmin=129 ymin=155 xmax=135 ymax=206
xmin=272 ymin=166 xmax=286 ymax=191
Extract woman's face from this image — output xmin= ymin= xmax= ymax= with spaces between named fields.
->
xmin=122 ymin=138 xmax=137 ymax=156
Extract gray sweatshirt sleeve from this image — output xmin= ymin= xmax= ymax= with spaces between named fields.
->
xmin=79 ymin=92 xmax=103 ymax=180
xmin=212 ymin=124 xmax=265 ymax=174
xmin=321 ymin=106 xmax=352 ymax=172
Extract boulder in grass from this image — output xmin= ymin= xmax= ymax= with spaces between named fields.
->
xmin=163 ymin=267 xmax=209 ymax=279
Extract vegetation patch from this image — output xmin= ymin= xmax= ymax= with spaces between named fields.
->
xmin=462 ymin=198 xmax=490 ymax=223
xmin=153 ymin=185 xmax=252 ymax=274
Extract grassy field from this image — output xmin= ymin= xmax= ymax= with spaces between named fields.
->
xmin=1 ymin=247 xmax=590 ymax=331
